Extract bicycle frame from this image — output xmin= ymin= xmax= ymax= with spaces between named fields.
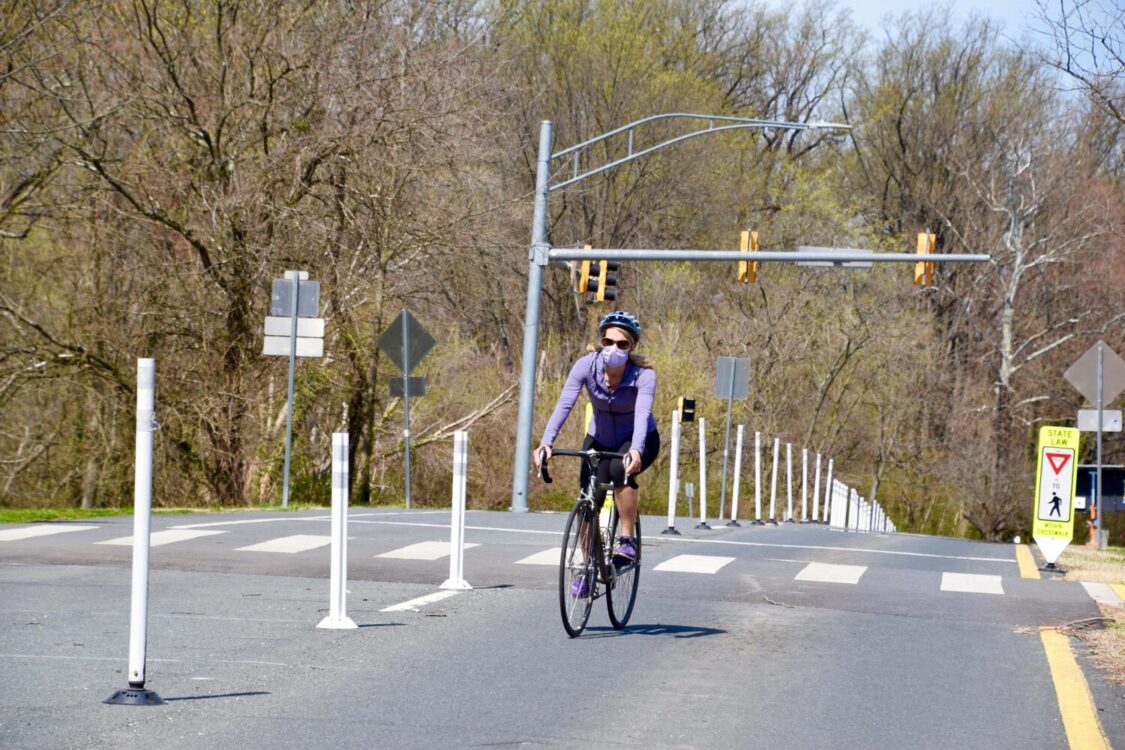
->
xmin=541 ymin=448 xmax=629 ymax=596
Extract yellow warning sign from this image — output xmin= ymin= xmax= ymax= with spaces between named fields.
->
xmin=1032 ymin=426 xmax=1080 ymax=541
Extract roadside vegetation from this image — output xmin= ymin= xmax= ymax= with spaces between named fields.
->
xmin=1060 ymin=546 xmax=1125 ymax=684
xmin=1 ymin=1 xmax=1121 ymax=542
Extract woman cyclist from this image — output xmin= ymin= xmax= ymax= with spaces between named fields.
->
xmin=534 ymin=310 xmax=659 ymax=567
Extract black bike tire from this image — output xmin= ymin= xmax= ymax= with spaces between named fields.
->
xmin=606 ymin=510 xmax=640 ymax=629
xmin=559 ymin=498 xmax=596 ymax=637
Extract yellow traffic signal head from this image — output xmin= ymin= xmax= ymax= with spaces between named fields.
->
xmin=914 ymin=232 xmax=935 ymax=286
xmin=737 ymin=229 xmax=759 ymax=283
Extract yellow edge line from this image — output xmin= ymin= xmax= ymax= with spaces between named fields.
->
xmin=1016 ymin=545 xmax=1041 ymax=579
xmin=1110 ymin=584 xmax=1125 ymax=602
xmin=1040 ymin=630 xmax=1111 ymax=750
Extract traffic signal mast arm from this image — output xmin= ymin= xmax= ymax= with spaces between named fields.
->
xmin=552 ymin=246 xmax=989 ymax=265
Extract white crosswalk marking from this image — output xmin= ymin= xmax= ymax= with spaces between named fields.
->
xmin=381 ymin=590 xmax=462 ymax=612
xmin=515 ymin=548 xmax=560 ymax=566
xmin=795 ymin=562 xmax=867 ymax=584
xmin=941 ymin=572 xmax=1004 ymax=595
xmin=1081 ymin=582 xmax=1124 ymax=606
xmin=653 ymin=554 xmax=735 ymax=574
xmin=235 ymin=535 xmax=330 ymax=554
xmin=97 ymin=529 xmax=226 ymax=547
xmin=0 ymin=525 xmax=98 ymax=542
xmin=377 ymin=541 xmax=479 ymax=561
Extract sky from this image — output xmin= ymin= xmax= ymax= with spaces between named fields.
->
xmin=836 ymin=0 xmax=1045 ymax=44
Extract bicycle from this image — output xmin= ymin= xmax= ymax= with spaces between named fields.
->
xmin=537 ymin=448 xmax=641 ymax=637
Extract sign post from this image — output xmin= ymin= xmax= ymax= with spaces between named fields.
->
xmin=714 ymin=356 xmax=750 ymax=520
xmin=377 ymin=309 xmax=436 ymax=509
xmin=1031 ymin=426 xmax=1081 ymax=567
xmin=263 ymin=271 xmax=323 ymax=508
xmin=1064 ymin=341 xmax=1125 ymax=549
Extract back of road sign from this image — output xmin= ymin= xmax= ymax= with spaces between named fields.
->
xmin=1032 ymin=426 xmax=1081 ymax=565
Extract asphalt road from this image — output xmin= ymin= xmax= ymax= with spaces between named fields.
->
xmin=1 ymin=509 xmax=1121 ymax=749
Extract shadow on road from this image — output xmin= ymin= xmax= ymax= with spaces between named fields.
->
xmin=582 ymin=623 xmax=725 ymax=639
xmin=164 ymin=691 xmax=271 ymax=702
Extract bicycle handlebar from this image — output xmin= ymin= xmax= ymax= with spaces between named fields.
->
xmin=536 ymin=448 xmax=632 ymax=485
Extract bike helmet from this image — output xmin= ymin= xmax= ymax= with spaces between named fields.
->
xmin=597 ymin=310 xmax=642 ymax=342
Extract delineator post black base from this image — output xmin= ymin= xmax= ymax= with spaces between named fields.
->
xmin=750 ymin=519 xmax=765 ymax=526
xmin=726 ymin=520 xmax=741 ymax=527
xmin=105 ymin=686 xmax=164 ymax=706
xmin=695 ymin=522 xmax=711 ymax=530
xmin=661 ymin=526 xmax=682 ymax=536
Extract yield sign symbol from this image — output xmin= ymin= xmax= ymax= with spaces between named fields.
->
xmin=1045 ymin=452 xmax=1071 ymax=475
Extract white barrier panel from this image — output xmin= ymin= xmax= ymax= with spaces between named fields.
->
xmin=441 ymin=430 xmax=472 ymax=590
xmin=664 ymin=410 xmax=682 ymax=535
xmin=812 ymin=453 xmax=822 ymax=522
xmin=697 ymin=417 xmax=710 ymax=529
xmin=728 ymin=425 xmax=744 ymax=526
xmin=105 ymin=359 xmax=163 ymax=706
xmin=319 ymin=433 xmax=357 ymax=628
xmin=768 ymin=437 xmax=780 ymax=524
xmin=829 ymin=479 xmax=848 ymax=529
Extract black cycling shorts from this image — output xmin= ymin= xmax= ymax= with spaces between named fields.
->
xmin=578 ymin=430 xmax=661 ymax=493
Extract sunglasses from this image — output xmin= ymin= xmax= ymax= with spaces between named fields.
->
xmin=601 ymin=337 xmax=633 ymax=350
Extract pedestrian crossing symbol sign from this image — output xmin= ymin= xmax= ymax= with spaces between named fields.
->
xmin=1032 ymin=426 xmax=1080 ymax=564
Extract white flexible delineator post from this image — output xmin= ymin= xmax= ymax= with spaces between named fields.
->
xmin=319 ymin=432 xmax=357 ymax=628
xmin=128 ymin=359 xmax=155 ymax=686
xmin=728 ymin=425 xmax=744 ymax=526
xmin=696 ymin=417 xmax=710 ymax=528
xmin=105 ymin=359 xmax=164 ymax=706
xmin=812 ymin=453 xmax=822 ymax=522
xmin=801 ymin=448 xmax=808 ymax=522
xmin=664 ymin=411 xmax=682 ymax=534
xmin=784 ymin=442 xmax=794 ymax=522
xmin=768 ymin=437 xmax=779 ymax=524
xmin=752 ymin=431 xmax=763 ymax=524
xmin=442 ymin=430 xmax=472 ymax=590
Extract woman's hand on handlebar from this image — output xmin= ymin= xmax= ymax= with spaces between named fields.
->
xmin=624 ymin=448 xmax=641 ymax=476
xmin=534 ymin=445 xmax=553 ymax=483
xmin=534 ymin=444 xmax=552 ymax=468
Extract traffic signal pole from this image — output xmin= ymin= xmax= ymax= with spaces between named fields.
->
xmin=508 ymin=114 xmax=989 ymax=513
xmin=510 ymin=121 xmax=553 ymax=512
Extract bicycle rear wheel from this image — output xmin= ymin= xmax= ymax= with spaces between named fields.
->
xmin=559 ymin=498 xmax=596 ymax=637
xmin=606 ymin=510 xmax=640 ymax=629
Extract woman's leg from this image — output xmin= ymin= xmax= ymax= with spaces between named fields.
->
xmin=615 ymin=485 xmax=637 ymax=538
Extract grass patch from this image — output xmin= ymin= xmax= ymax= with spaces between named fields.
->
xmin=1059 ymin=545 xmax=1125 ymax=585
xmin=0 ymin=508 xmax=132 ymax=523
xmin=1056 ymin=546 xmax=1125 ymax=684
xmin=0 ymin=502 xmax=406 ymax=524
xmin=1084 ymin=618 xmax=1125 ymax=685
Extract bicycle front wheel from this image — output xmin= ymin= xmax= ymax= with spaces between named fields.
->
xmin=559 ymin=498 xmax=596 ymax=637
xmin=606 ymin=511 xmax=640 ymax=629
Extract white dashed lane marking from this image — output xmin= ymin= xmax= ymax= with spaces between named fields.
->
xmin=652 ymin=554 xmax=735 ymax=574
xmin=0 ymin=525 xmax=98 ymax=542
xmin=234 ymin=534 xmax=330 ymax=554
xmin=794 ymin=562 xmax=868 ymax=584
xmin=514 ymin=548 xmax=560 ymax=566
xmin=940 ymin=572 xmax=1004 ymax=595
xmin=97 ymin=530 xmax=226 ymax=547
xmin=376 ymin=541 xmax=480 ymax=561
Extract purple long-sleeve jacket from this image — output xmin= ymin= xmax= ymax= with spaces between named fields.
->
xmin=540 ymin=352 xmax=658 ymax=457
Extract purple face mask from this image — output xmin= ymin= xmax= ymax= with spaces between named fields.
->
xmin=602 ymin=346 xmax=629 ymax=368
